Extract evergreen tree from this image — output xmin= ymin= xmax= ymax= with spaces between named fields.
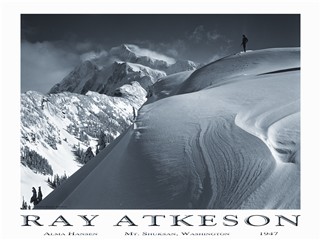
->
xmin=21 ymin=197 xmax=28 ymax=210
xmin=73 ymin=147 xmax=85 ymax=164
xmin=95 ymin=145 xmax=100 ymax=155
xmin=97 ymin=131 xmax=107 ymax=150
xmin=83 ymin=147 xmax=94 ymax=164
xmin=30 ymin=187 xmax=38 ymax=206
xmin=37 ymin=186 xmax=42 ymax=202
xmin=72 ymin=146 xmax=94 ymax=165
xmin=47 ymin=173 xmax=68 ymax=189
xmin=21 ymin=147 xmax=53 ymax=175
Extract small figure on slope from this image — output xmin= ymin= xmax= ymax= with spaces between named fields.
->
xmin=241 ymin=34 xmax=249 ymax=52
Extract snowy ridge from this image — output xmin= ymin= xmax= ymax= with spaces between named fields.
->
xmin=37 ymin=47 xmax=300 ymax=209
xmin=177 ymin=48 xmax=299 ymax=94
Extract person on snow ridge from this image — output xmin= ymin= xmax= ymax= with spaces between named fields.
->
xmin=241 ymin=34 xmax=248 ymax=52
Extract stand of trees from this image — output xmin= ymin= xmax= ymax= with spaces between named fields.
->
xmin=95 ymin=131 xmax=114 ymax=155
xmin=73 ymin=146 xmax=94 ymax=165
xmin=21 ymin=186 xmax=43 ymax=209
xmin=20 ymin=197 xmax=31 ymax=210
xmin=47 ymin=172 xmax=68 ymax=189
xmin=20 ymin=147 xmax=53 ymax=175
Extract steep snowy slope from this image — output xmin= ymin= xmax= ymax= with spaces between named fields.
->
xmin=21 ymin=86 xmax=146 ymax=203
xmin=37 ymin=48 xmax=300 ymax=209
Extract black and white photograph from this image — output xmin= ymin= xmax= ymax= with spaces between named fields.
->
xmin=1 ymin=0 xmax=320 ymax=239
xmin=20 ymin=14 xmax=301 ymax=210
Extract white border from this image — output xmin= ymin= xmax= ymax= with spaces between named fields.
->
xmin=1 ymin=0 xmax=320 ymax=239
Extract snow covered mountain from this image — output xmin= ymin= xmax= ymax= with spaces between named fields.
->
xmin=36 ymin=47 xmax=300 ymax=209
xmin=20 ymin=44 xmax=198 ymax=207
xmin=49 ymin=44 xmax=198 ymax=95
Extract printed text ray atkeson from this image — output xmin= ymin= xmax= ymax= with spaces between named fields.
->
xmin=21 ymin=214 xmax=300 ymax=227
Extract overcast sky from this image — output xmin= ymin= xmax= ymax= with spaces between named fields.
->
xmin=21 ymin=14 xmax=300 ymax=93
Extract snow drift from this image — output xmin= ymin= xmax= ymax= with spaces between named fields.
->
xmin=37 ymin=48 xmax=300 ymax=209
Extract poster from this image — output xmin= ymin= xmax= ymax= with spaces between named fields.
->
xmin=1 ymin=0 xmax=320 ymax=239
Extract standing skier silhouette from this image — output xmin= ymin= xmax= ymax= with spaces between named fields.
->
xmin=241 ymin=34 xmax=248 ymax=52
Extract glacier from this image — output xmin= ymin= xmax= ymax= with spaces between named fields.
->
xmin=36 ymin=47 xmax=300 ymax=209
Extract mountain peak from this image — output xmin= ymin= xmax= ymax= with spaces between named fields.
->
xmin=120 ymin=43 xmax=131 ymax=51
xmin=48 ymin=43 xmax=199 ymax=96
xmin=109 ymin=44 xmax=137 ymax=60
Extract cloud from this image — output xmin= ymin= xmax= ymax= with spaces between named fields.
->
xmin=207 ymin=31 xmax=221 ymax=41
xmin=80 ymin=50 xmax=108 ymax=62
xmin=133 ymin=39 xmax=187 ymax=61
xmin=189 ymin=25 xmax=206 ymax=43
xmin=134 ymin=25 xmax=230 ymax=63
xmin=126 ymin=44 xmax=176 ymax=64
xmin=21 ymin=41 xmax=81 ymax=93
xmin=188 ymin=25 xmax=224 ymax=44
xmin=75 ymin=41 xmax=96 ymax=53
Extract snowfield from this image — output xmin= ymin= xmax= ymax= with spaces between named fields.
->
xmin=37 ymin=48 xmax=300 ymax=209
